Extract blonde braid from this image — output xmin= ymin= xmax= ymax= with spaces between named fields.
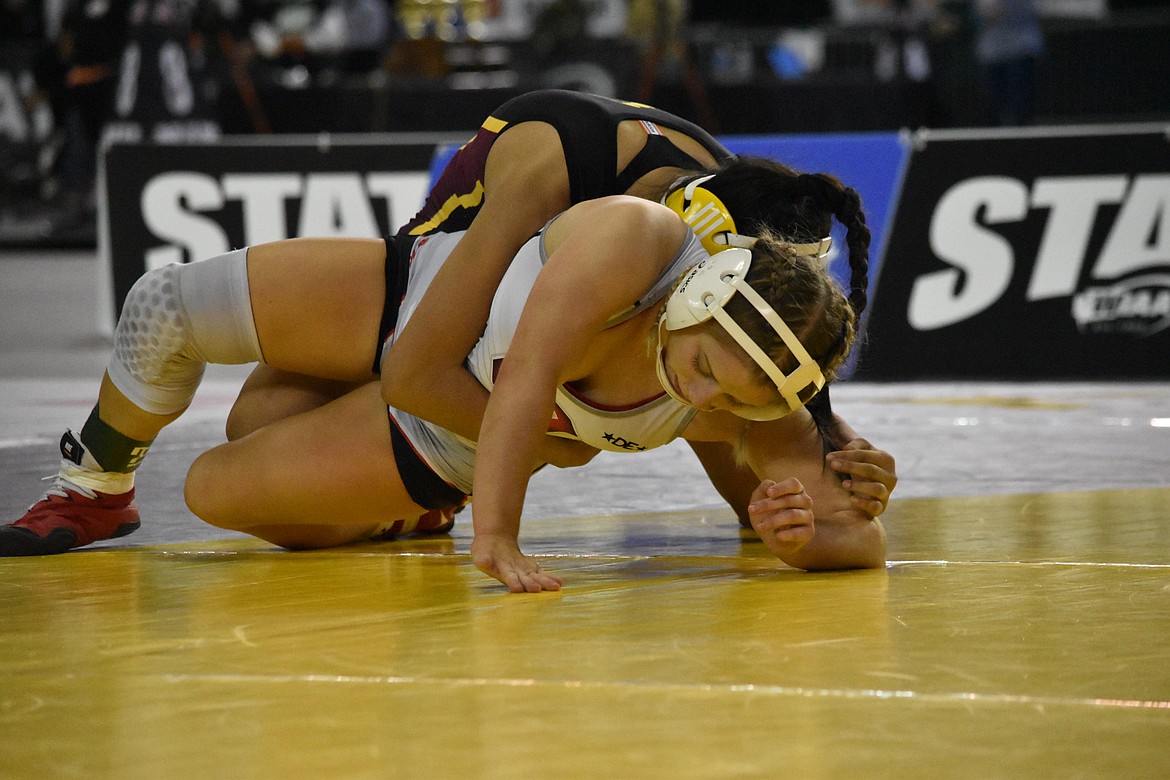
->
xmin=724 ymin=231 xmax=857 ymax=383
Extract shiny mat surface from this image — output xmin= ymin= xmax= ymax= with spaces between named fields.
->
xmin=3 ymin=489 xmax=1170 ymax=779
xmin=2 ymin=253 xmax=1169 ymax=778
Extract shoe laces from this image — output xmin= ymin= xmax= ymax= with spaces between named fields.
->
xmin=34 ymin=473 xmax=98 ymax=507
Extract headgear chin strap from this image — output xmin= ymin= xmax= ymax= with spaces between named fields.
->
xmin=655 ymin=247 xmax=826 ymax=421
xmin=662 ymin=174 xmax=833 ymax=260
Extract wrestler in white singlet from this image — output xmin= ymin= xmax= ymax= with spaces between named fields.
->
xmin=386 ymin=224 xmax=709 ymax=494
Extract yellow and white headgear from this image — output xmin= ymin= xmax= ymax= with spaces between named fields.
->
xmin=655 ymin=247 xmax=826 ymax=421
xmin=662 ymin=174 xmax=833 ymax=260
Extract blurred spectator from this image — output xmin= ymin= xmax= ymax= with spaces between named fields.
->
xmin=628 ymin=0 xmax=717 ymax=130
xmin=253 ymin=0 xmax=391 ymax=74
xmin=530 ymin=0 xmax=592 ymax=63
xmin=103 ymin=1 xmax=235 ymax=146
xmin=974 ymin=0 xmax=1044 ymax=125
xmin=52 ymin=0 xmax=128 ymax=214
xmin=0 ymin=2 xmax=53 ymax=225
xmin=38 ymin=0 xmax=128 ymax=217
xmin=835 ymin=0 xmax=935 ymax=82
xmin=928 ymin=0 xmax=985 ymax=126
xmin=199 ymin=2 xmax=271 ymax=133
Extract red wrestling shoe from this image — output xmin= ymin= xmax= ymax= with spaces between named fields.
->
xmin=0 ymin=478 xmax=140 ymax=556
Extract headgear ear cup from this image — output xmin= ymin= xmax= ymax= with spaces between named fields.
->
xmin=663 ymin=175 xmax=744 ymax=255
xmin=661 ymin=247 xmax=748 ymax=331
xmin=663 ymin=174 xmax=833 ymax=258
xmin=656 ymin=248 xmax=825 ymax=421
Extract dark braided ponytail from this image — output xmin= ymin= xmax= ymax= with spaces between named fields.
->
xmin=794 ymin=172 xmax=870 ymax=318
xmin=697 ymin=158 xmax=872 ymax=455
xmin=787 ymin=174 xmax=871 ymax=453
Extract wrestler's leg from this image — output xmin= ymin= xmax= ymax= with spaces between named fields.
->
xmin=185 ymin=382 xmax=426 ymax=549
xmin=104 ymin=236 xmax=386 ymax=447
xmin=224 ymin=236 xmax=387 ymax=439
xmin=245 ymin=237 xmax=385 ymax=380
xmin=61 ymin=237 xmax=384 ymax=453
xmin=1 ymin=238 xmax=387 ymax=555
xmin=226 ymin=366 xmax=365 ymax=441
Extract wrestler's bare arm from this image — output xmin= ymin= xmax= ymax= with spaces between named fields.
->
xmin=380 ymin=122 xmax=569 ymax=443
xmin=471 ymin=198 xmax=689 ymax=592
xmin=739 ymin=412 xmax=887 ymax=570
xmin=689 ymin=421 xmax=897 ymax=527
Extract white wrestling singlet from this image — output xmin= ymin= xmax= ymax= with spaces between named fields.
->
xmin=386 ymin=224 xmax=708 ymax=494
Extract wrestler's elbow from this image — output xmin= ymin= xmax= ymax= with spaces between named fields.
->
xmin=787 ymin=517 xmax=887 ymax=572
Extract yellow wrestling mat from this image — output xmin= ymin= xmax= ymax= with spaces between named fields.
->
xmin=3 ymin=488 xmax=1169 ymax=779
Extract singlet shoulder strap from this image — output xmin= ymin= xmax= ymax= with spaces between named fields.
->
xmin=491 ymin=90 xmax=618 ymax=203
xmin=604 ymin=229 xmax=708 ymax=328
xmin=613 ymin=123 xmax=711 ymax=194
xmin=490 ymin=91 xmax=733 ymax=204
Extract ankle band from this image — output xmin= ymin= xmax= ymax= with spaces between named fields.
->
xmin=77 ymin=407 xmax=154 ymax=472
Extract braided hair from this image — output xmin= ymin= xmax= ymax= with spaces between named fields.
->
xmin=692 ymin=157 xmax=872 ymax=451
xmin=724 ymin=230 xmax=857 ymax=380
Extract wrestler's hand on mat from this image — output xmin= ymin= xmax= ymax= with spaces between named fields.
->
xmin=747 ymin=478 xmax=815 ymax=558
xmin=827 ymin=438 xmax=897 ymax=519
xmin=471 ymin=533 xmax=564 ymax=593
xmin=539 ymin=436 xmax=600 ymax=469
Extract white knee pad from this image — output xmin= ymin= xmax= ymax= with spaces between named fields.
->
xmin=108 ymin=248 xmax=263 ymax=415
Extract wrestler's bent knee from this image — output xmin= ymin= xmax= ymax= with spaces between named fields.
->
xmin=224 ymin=398 xmax=263 ymax=442
xmin=183 ymin=450 xmax=238 ymax=528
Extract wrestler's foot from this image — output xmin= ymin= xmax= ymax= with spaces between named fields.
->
xmin=0 ymin=478 xmax=140 ymax=556
xmin=368 ymin=504 xmax=458 ymax=541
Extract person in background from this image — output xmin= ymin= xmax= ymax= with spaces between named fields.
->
xmin=974 ymin=0 xmax=1044 ymax=125
xmin=44 ymin=0 xmax=128 ymax=216
xmin=255 ymin=0 xmax=392 ymax=73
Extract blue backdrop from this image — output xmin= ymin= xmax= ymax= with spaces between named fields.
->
xmin=429 ymin=131 xmax=909 ymax=302
xmin=429 ymin=131 xmax=911 ymax=376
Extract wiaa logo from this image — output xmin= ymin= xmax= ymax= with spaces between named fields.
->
xmin=1071 ymin=273 xmax=1170 ymax=337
